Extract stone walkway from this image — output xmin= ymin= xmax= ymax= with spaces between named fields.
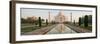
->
xmin=46 ymin=24 xmax=76 ymax=34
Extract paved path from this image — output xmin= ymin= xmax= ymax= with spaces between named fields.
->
xmin=46 ymin=24 xmax=76 ymax=34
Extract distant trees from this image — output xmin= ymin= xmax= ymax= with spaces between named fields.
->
xmin=21 ymin=16 xmax=53 ymax=27
xmin=51 ymin=21 xmax=56 ymax=24
xmin=21 ymin=18 xmax=27 ymax=23
xmin=21 ymin=17 xmax=37 ymax=24
xmin=41 ymin=19 xmax=45 ymax=22
xmin=21 ymin=16 xmax=44 ymax=27
xmin=27 ymin=17 xmax=36 ymax=24
xmin=46 ymin=19 xmax=48 ymax=26
xmin=73 ymin=20 xmax=75 ymax=25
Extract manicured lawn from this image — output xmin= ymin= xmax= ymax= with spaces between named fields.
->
xmin=65 ymin=23 xmax=92 ymax=31
xmin=21 ymin=23 xmax=54 ymax=34
xmin=80 ymin=24 xmax=92 ymax=31
xmin=21 ymin=26 xmax=40 ymax=33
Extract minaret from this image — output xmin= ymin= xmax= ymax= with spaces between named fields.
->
xmin=70 ymin=12 xmax=72 ymax=23
xmin=48 ymin=11 xmax=50 ymax=22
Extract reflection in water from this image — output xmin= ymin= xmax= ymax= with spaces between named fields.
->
xmin=46 ymin=24 xmax=76 ymax=34
xmin=54 ymin=24 xmax=65 ymax=33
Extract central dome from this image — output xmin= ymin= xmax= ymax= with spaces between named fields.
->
xmin=55 ymin=10 xmax=66 ymax=23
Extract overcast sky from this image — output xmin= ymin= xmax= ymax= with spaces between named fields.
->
xmin=21 ymin=8 xmax=92 ymax=22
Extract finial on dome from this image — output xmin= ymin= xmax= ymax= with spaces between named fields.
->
xmin=59 ymin=9 xmax=64 ymax=15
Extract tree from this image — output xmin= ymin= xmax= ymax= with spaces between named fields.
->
xmin=21 ymin=18 xmax=28 ymax=23
xmin=81 ymin=17 xmax=84 ymax=24
xmin=73 ymin=20 xmax=75 ymax=25
xmin=84 ymin=15 xmax=88 ymax=27
xmin=79 ymin=17 xmax=81 ymax=26
xmin=46 ymin=19 xmax=48 ymax=26
xmin=88 ymin=15 xmax=92 ymax=24
xmin=41 ymin=19 xmax=44 ymax=21
xmin=51 ymin=21 xmax=56 ymax=24
xmin=38 ymin=17 xmax=42 ymax=27
xmin=41 ymin=19 xmax=45 ymax=23
xmin=21 ymin=18 xmax=24 ymax=23
xmin=27 ymin=17 xmax=34 ymax=24
xmin=35 ymin=20 xmax=39 ymax=25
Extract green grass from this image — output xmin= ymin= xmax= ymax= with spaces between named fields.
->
xmin=79 ymin=24 xmax=92 ymax=31
xmin=21 ymin=23 xmax=34 ymax=26
xmin=66 ymin=23 xmax=92 ymax=31
xmin=21 ymin=26 xmax=37 ymax=33
xmin=21 ymin=23 xmax=54 ymax=33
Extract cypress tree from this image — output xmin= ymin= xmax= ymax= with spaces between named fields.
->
xmin=38 ymin=17 xmax=42 ymax=27
xmin=46 ymin=19 xmax=48 ymax=26
xmin=84 ymin=15 xmax=88 ymax=27
xmin=73 ymin=20 xmax=75 ymax=25
xmin=79 ymin=17 xmax=81 ymax=26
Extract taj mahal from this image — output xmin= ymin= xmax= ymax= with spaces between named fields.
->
xmin=48 ymin=10 xmax=66 ymax=23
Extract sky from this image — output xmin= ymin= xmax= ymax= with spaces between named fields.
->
xmin=21 ymin=8 xmax=92 ymax=22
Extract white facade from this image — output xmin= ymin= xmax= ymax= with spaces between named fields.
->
xmin=55 ymin=11 xmax=66 ymax=23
